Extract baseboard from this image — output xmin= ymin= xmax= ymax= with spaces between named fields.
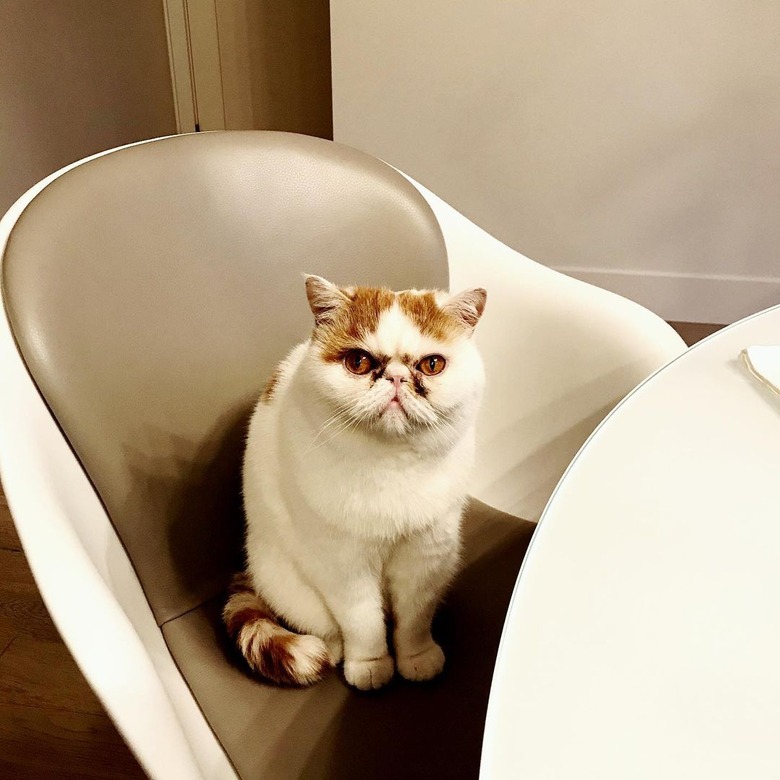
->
xmin=554 ymin=267 xmax=780 ymax=324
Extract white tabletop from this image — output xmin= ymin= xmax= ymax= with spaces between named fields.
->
xmin=482 ymin=306 xmax=780 ymax=779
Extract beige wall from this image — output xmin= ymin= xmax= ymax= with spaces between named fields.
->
xmin=1 ymin=0 xmax=176 ymax=215
xmin=331 ymin=1 xmax=780 ymax=323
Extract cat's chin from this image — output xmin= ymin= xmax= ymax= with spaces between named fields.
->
xmin=371 ymin=406 xmax=445 ymax=441
xmin=375 ymin=405 xmax=412 ymax=437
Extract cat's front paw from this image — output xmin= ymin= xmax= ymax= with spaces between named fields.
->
xmin=397 ymin=642 xmax=445 ymax=682
xmin=343 ymin=655 xmax=394 ymax=690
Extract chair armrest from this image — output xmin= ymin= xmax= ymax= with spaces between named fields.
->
xmin=408 ymin=179 xmax=686 ymax=520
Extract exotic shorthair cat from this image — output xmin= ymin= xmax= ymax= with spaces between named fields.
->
xmin=223 ymin=275 xmax=486 ymax=690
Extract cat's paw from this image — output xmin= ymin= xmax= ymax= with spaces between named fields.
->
xmin=397 ymin=642 xmax=445 ymax=682
xmin=343 ymin=655 xmax=394 ymax=690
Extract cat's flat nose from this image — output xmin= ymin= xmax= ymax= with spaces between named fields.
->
xmin=385 ymin=374 xmax=407 ymax=391
xmin=383 ymin=362 xmax=411 ymax=392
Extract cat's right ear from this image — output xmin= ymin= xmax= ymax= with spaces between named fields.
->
xmin=304 ymin=274 xmax=350 ymax=325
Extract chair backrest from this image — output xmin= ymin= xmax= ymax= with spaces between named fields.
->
xmin=2 ymin=131 xmax=448 ymax=625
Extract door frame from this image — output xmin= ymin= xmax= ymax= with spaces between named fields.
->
xmin=161 ymin=0 xmax=226 ymax=132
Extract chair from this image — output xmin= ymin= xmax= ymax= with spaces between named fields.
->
xmin=0 ymin=131 xmax=685 ymax=779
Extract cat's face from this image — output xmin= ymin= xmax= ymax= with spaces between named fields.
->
xmin=303 ymin=276 xmax=486 ymax=440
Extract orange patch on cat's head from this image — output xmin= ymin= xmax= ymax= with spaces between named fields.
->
xmin=397 ymin=291 xmax=463 ymax=341
xmin=305 ymin=275 xmax=486 ymax=361
xmin=312 ymin=285 xmax=395 ymax=361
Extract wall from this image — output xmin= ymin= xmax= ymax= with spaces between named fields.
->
xmin=331 ymin=1 xmax=780 ymax=323
xmin=1 ymin=1 xmax=176 ymax=215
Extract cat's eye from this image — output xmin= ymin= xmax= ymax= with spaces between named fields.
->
xmin=417 ymin=354 xmax=446 ymax=376
xmin=344 ymin=349 xmax=375 ymax=375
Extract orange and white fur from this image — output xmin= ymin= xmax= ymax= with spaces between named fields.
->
xmin=224 ymin=275 xmax=486 ymax=690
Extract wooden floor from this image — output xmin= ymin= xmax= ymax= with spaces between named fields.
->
xmin=0 ymin=490 xmax=146 ymax=780
xmin=0 ymin=321 xmax=723 ymax=779
xmin=667 ymin=321 xmax=724 ymax=346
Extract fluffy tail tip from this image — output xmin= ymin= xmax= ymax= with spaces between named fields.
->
xmin=281 ymin=634 xmax=334 ymax=686
xmin=224 ymin=578 xmax=334 ymax=686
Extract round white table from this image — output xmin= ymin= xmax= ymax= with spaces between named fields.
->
xmin=481 ymin=306 xmax=780 ymax=779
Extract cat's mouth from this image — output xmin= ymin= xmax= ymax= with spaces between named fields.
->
xmin=382 ymin=396 xmax=406 ymax=415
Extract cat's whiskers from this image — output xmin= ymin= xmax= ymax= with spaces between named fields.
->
xmin=403 ymin=394 xmax=438 ymax=427
xmin=303 ymin=401 xmax=371 ymax=454
xmin=419 ymin=409 xmax=460 ymax=447
xmin=306 ymin=408 xmax=346 ymax=444
xmin=302 ymin=405 xmax=351 ymax=456
xmin=309 ymin=413 xmax=364 ymax=453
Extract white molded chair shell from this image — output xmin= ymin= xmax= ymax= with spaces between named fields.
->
xmin=0 ymin=132 xmax=684 ymax=779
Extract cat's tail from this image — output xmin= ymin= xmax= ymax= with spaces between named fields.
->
xmin=222 ymin=573 xmax=333 ymax=686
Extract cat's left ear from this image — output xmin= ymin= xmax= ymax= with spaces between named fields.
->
xmin=443 ymin=288 xmax=487 ymax=330
xmin=304 ymin=274 xmax=350 ymax=325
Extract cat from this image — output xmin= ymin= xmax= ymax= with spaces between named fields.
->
xmin=223 ymin=275 xmax=486 ymax=690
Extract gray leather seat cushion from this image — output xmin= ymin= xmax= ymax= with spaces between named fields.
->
xmin=164 ymin=499 xmax=534 ymax=780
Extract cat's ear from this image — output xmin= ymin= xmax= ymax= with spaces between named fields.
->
xmin=304 ymin=274 xmax=350 ymax=325
xmin=443 ymin=288 xmax=487 ymax=330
